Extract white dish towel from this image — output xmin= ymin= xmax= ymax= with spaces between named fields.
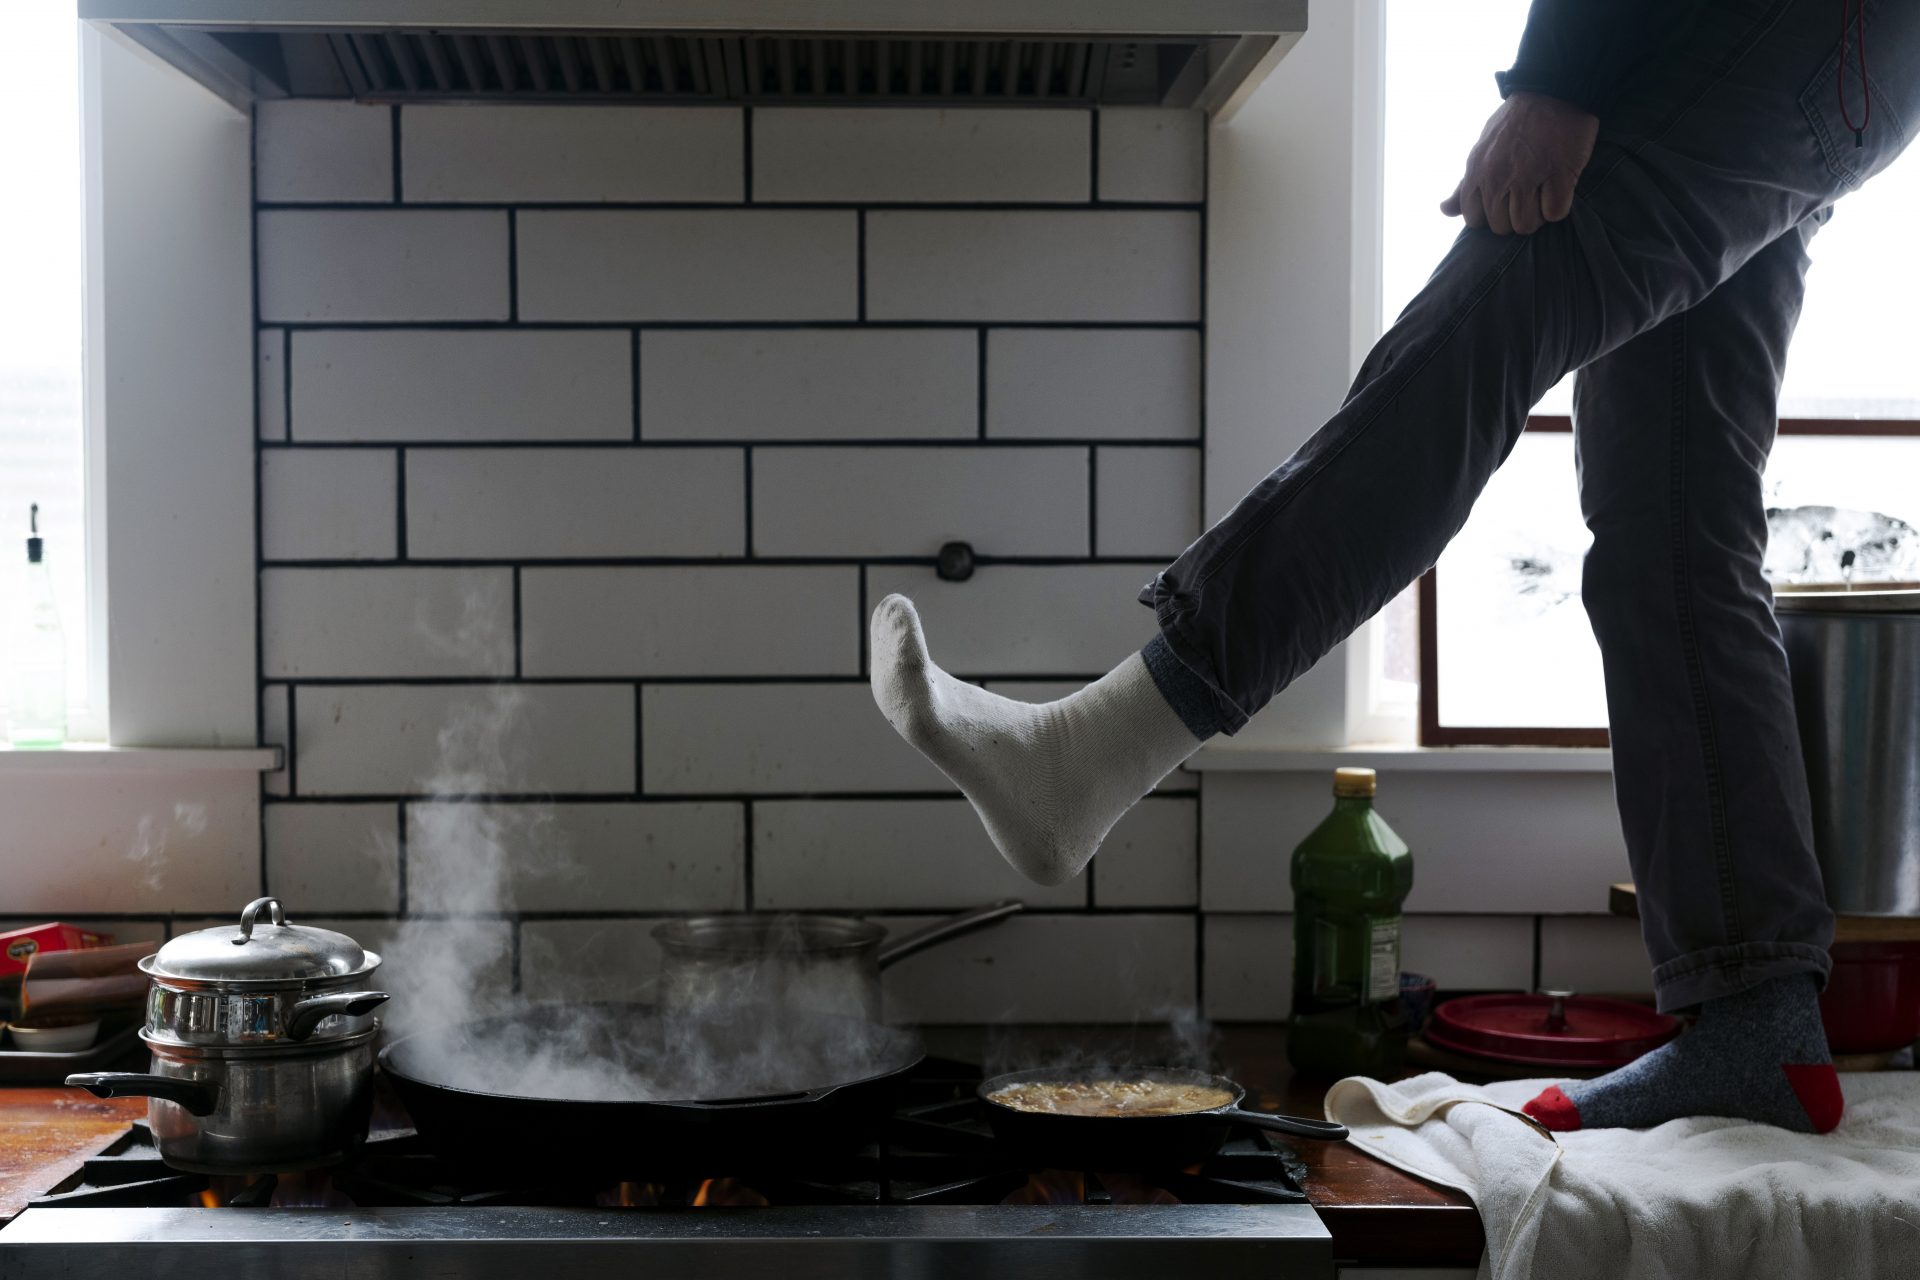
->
xmin=1323 ymin=1070 xmax=1920 ymax=1280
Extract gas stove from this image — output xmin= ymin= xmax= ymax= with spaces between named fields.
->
xmin=0 ymin=1058 xmax=1333 ymax=1278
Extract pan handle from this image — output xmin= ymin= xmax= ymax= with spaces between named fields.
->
xmin=1223 ymin=1106 xmax=1349 ymax=1142
xmin=285 ymin=990 xmax=390 ymax=1041
xmin=877 ymin=899 xmax=1023 ymax=969
xmin=66 ymin=1073 xmax=218 ymax=1116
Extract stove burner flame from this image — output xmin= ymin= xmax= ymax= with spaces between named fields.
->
xmin=691 ymin=1178 xmax=770 ymax=1208
xmin=1003 ymin=1169 xmax=1084 ymax=1206
xmin=1002 ymin=1169 xmax=1184 ymax=1206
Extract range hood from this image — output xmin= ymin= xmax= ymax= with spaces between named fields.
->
xmin=82 ymin=1 xmax=1306 ymax=118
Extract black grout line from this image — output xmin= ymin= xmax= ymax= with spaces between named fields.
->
xmin=506 ymin=209 xmax=519 ymax=321
xmin=1531 ymin=916 xmax=1544 ymax=991
xmin=742 ymin=107 xmax=754 ymax=203
xmin=394 ymin=799 xmax=409 ymax=915
xmin=265 ymin=319 xmax=1203 ymax=333
xmin=1197 ymin=119 xmax=1210 ymax=525
xmin=742 ymin=448 xmax=754 ymax=556
xmin=976 ymin=328 xmax=988 ymax=438
xmin=259 ymin=556 xmax=1175 ymax=570
xmin=741 ymin=799 xmax=755 ymax=910
xmin=509 ymin=920 xmax=523 ymax=994
xmin=1087 ymin=448 xmax=1098 ymax=556
xmin=394 ymin=449 xmax=408 ymax=559
xmin=856 ymin=209 xmax=867 ymax=322
xmin=253 ymin=199 xmax=1206 ymax=214
xmin=511 ymin=567 xmax=523 ymax=677
xmin=250 ymin=99 xmax=268 ymax=897
xmin=389 ymin=106 xmax=402 ymax=203
xmin=285 ymin=686 xmax=299 ymax=797
xmin=1088 ymin=107 xmax=1100 ymax=204
xmin=633 ymin=683 xmax=644 ymax=795
xmin=256 ymin=437 xmax=1202 ymax=452
xmin=145 ymin=906 xmax=1207 ymax=924
xmin=857 ymin=565 xmax=869 ymax=677
xmin=630 ymin=330 xmax=642 ymax=439
xmin=282 ymin=328 xmax=293 ymax=440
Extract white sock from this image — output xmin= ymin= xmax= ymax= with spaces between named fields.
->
xmin=868 ymin=594 xmax=1203 ymax=886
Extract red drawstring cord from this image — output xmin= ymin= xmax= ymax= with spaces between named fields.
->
xmin=1839 ymin=0 xmax=1870 ymax=147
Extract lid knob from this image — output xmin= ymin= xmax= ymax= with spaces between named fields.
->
xmin=234 ymin=896 xmax=288 ymax=945
xmin=1542 ymin=989 xmax=1575 ymax=1032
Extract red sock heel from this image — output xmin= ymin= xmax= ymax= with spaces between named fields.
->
xmin=1781 ymin=1064 xmax=1844 ymax=1134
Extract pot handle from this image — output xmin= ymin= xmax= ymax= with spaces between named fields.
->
xmin=877 ymin=899 xmax=1023 ymax=969
xmin=66 ymin=1073 xmax=218 ymax=1116
xmin=285 ymin=990 xmax=391 ymax=1042
xmin=1224 ymin=1106 xmax=1349 ymax=1142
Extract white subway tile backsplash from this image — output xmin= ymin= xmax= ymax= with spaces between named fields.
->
xmin=261 ymin=568 xmax=514 ymax=679
xmin=754 ymin=447 xmax=1087 ymax=557
xmin=518 ymin=210 xmax=857 ymax=321
xmin=262 ymin=685 xmax=290 ymax=797
xmin=641 ymin=330 xmax=976 ymax=441
xmin=261 ymin=449 xmax=397 ymax=562
xmin=523 ymin=566 xmax=855 ymax=677
xmin=296 ymin=684 xmax=635 ymax=796
xmin=1096 ymin=447 xmax=1200 ymax=557
xmin=519 ymin=919 xmax=664 ymax=1003
xmin=641 ymin=684 xmax=946 ymax=795
xmin=1202 ymin=771 xmax=1632 ymax=914
xmin=408 ymin=449 xmax=744 ymax=559
xmin=403 ymin=106 xmax=742 ymax=203
xmin=255 ymin=100 xmax=393 ymax=203
xmin=754 ymin=108 xmax=1089 ymax=203
xmin=264 ymin=802 xmax=400 ymax=912
xmin=292 ymin=330 xmax=632 ymax=442
xmin=258 ymin=210 xmax=509 ymax=323
xmin=1203 ymin=915 xmax=1291 ymax=1021
xmin=865 ymin=565 xmax=1154 ymax=676
xmin=753 ymin=800 xmax=1083 ymax=911
xmin=258 ymin=329 xmax=287 ymax=441
xmin=1400 ymin=916 xmax=1534 ymax=992
xmin=1538 ymin=916 xmax=1653 ymax=995
xmin=880 ymin=914 xmax=1196 ymax=1024
xmin=866 ymin=211 xmax=1200 ymax=321
xmin=1097 ymin=109 xmax=1205 ymax=203
xmin=1092 ymin=798 xmax=1198 ymax=908
xmin=407 ymin=802 xmax=744 ymax=913
xmin=986 ymin=329 xmax=1201 ymax=439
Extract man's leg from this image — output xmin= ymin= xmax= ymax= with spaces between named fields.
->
xmin=1522 ymin=215 xmax=1841 ymax=1135
xmin=874 ymin=0 xmax=1919 ymax=887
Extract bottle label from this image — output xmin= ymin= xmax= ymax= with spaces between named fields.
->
xmin=1367 ymin=916 xmax=1401 ymax=1003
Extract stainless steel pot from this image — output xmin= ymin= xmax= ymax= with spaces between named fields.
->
xmin=67 ymin=897 xmax=390 ymax=1174
xmin=653 ymin=900 xmax=1022 ymax=1022
xmin=1777 ymin=585 xmax=1920 ymax=916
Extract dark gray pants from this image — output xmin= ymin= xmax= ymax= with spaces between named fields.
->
xmin=1144 ymin=0 xmax=1919 ymax=1011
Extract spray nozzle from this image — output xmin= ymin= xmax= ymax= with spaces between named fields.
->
xmin=27 ymin=503 xmax=43 ymax=565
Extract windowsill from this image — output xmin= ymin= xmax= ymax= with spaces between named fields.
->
xmin=1186 ymin=743 xmax=1613 ymax=773
xmin=0 ymin=744 xmax=283 ymax=774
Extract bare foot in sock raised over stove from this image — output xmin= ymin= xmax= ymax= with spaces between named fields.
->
xmin=868 ymin=594 xmax=1203 ymax=886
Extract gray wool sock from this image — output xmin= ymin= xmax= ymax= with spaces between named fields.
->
xmin=1523 ymin=975 xmax=1842 ymax=1134
xmin=868 ymin=594 xmax=1204 ymax=886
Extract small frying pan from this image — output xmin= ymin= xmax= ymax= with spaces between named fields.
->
xmin=978 ymin=1067 xmax=1348 ymax=1171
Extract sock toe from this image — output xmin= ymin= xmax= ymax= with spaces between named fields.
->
xmin=1523 ymin=1084 xmax=1582 ymax=1132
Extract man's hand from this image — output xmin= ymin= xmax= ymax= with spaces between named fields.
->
xmin=1441 ymin=91 xmax=1599 ymax=235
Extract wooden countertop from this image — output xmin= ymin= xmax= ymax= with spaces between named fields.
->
xmin=0 ymin=1089 xmax=145 ymax=1220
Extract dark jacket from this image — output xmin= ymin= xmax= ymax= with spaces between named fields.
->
xmin=1496 ymin=0 xmax=1708 ymax=115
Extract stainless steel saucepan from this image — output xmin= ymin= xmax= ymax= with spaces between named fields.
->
xmin=653 ymin=899 xmax=1023 ymax=1022
xmin=68 ymin=897 xmax=389 ymax=1174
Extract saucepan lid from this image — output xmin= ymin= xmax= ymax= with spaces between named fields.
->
xmin=1424 ymin=992 xmax=1678 ymax=1069
xmin=144 ymin=897 xmax=375 ymax=985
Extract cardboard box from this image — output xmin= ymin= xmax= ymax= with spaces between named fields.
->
xmin=0 ymin=923 xmax=116 ymax=979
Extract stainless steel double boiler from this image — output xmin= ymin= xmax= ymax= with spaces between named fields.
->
xmin=68 ymin=897 xmax=390 ymax=1174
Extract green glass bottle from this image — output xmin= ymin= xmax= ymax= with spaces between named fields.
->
xmin=1287 ymin=767 xmax=1413 ymax=1078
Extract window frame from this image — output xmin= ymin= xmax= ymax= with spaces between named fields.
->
xmin=1418 ymin=412 xmax=1920 ymax=747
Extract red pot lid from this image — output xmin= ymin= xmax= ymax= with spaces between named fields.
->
xmin=1425 ymin=993 xmax=1679 ymax=1069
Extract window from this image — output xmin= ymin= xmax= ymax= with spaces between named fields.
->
xmin=1379 ymin=0 xmax=1920 ymax=746
xmin=1 ymin=1 xmax=99 ymax=742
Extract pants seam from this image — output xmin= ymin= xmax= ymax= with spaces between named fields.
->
xmin=1666 ymin=314 xmax=1745 ymax=949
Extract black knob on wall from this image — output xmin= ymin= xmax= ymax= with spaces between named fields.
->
xmin=936 ymin=541 xmax=975 ymax=582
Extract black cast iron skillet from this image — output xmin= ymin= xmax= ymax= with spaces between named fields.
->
xmin=380 ymin=1001 xmax=923 ymax=1181
xmin=979 ymin=1067 xmax=1348 ymax=1171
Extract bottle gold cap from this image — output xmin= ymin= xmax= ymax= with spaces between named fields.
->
xmin=1333 ymin=767 xmax=1377 ymax=797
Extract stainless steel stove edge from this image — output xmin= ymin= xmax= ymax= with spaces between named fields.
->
xmin=0 ymin=1204 xmax=1333 ymax=1280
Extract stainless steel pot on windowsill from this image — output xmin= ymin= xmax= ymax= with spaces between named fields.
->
xmin=1776 ymin=584 xmax=1920 ymax=916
